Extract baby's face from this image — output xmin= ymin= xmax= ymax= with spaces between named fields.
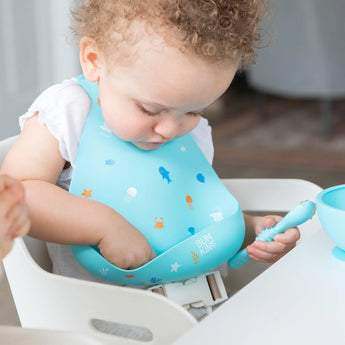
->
xmin=96 ymin=33 xmax=238 ymax=150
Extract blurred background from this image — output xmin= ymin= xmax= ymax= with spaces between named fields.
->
xmin=0 ymin=0 xmax=80 ymax=139
xmin=0 ymin=0 xmax=344 ymax=327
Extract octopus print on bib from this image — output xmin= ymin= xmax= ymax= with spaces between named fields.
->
xmin=69 ymin=75 xmax=245 ymax=286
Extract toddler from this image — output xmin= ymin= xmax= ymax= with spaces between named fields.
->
xmin=1 ymin=0 xmax=299 ymax=283
xmin=0 ymin=175 xmax=30 ymax=262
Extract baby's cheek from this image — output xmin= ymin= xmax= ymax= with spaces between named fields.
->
xmin=176 ymin=117 xmax=200 ymax=138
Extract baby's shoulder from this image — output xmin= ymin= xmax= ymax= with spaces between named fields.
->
xmin=36 ymin=78 xmax=90 ymax=110
xmin=20 ymin=78 xmax=93 ymax=167
xmin=25 ymin=77 xmax=91 ymax=131
xmin=21 ymin=77 xmax=92 ymax=148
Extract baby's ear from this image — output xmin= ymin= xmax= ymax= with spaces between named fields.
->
xmin=79 ymin=37 xmax=102 ymax=82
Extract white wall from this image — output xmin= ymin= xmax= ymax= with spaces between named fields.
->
xmin=0 ymin=0 xmax=80 ymax=140
xmin=247 ymin=0 xmax=345 ymax=98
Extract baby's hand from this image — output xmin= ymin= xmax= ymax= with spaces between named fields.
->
xmin=0 ymin=175 xmax=31 ymax=260
xmin=97 ymin=221 xmax=156 ymax=269
xmin=246 ymin=215 xmax=300 ymax=263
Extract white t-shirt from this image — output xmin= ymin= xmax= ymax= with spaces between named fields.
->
xmin=19 ymin=77 xmax=215 ymax=284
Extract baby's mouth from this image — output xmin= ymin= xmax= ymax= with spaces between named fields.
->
xmin=148 ymin=141 xmax=166 ymax=145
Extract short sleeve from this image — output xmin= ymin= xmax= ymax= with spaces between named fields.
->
xmin=190 ymin=117 xmax=214 ymax=164
xmin=19 ymin=78 xmax=91 ymax=182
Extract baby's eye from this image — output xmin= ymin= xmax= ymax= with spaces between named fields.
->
xmin=187 ymin=111 xmax=203 ymax=117
xmin=137 ymin=103 xmax=161 ymax=116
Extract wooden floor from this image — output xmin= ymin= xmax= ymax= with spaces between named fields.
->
xmin=209 ymin=75 xmax=345 ymax=188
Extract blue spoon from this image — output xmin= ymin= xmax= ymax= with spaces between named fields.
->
xmin=228 ymin=200 xmax=316 ymax=269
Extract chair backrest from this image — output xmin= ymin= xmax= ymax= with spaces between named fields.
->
xmin=23 ymin=236 xmax=52 ymax=272
xmin=3 ymin=238 xmax=197 ymax=345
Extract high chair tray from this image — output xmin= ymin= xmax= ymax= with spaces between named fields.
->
xmin=173 ymin=229 xmax=345 ymax=345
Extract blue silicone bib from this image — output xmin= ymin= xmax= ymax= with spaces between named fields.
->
xmin=69 ymin=75 xmax=245 ymax=285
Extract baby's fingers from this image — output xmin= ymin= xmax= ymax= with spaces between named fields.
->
xmin=0 ymin=184 xmax=25 ymax=221
xmin=5 ymin=203 xmax=30 ymax=239
xmin=274 ymin=227 xmax=300 ymax=244
xmin=246 ymin=240 xmax=295 ymax=263
xmin=246 ymin=242 xmax=280 ymax=263
xmin=0 ymin=175 xmax=25 ymax=201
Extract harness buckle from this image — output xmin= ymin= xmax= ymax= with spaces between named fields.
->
xmin=147 ymin=271 xmax=228 ymax=315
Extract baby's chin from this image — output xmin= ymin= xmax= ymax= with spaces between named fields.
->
xmin=132 ymin=141 xmax=165 ymax=150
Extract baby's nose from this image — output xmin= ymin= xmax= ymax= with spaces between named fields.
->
xmin=153 ymin=116 xmax=180 ymax=139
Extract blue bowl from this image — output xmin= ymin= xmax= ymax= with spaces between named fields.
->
xmin=316 ymin=184 xmax=345 ymax=261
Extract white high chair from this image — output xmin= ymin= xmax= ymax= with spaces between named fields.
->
xmin=0 ymin=136 xmax=323 ymax=345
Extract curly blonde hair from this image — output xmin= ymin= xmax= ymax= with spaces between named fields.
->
xmin=71 ymin=0 xmax=266 ymax=66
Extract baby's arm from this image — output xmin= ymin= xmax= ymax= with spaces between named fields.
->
xmin=242 ymin=213 xmax=300 ymax=263
xmin=0 ymin=116 xmax=155 ymax=269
